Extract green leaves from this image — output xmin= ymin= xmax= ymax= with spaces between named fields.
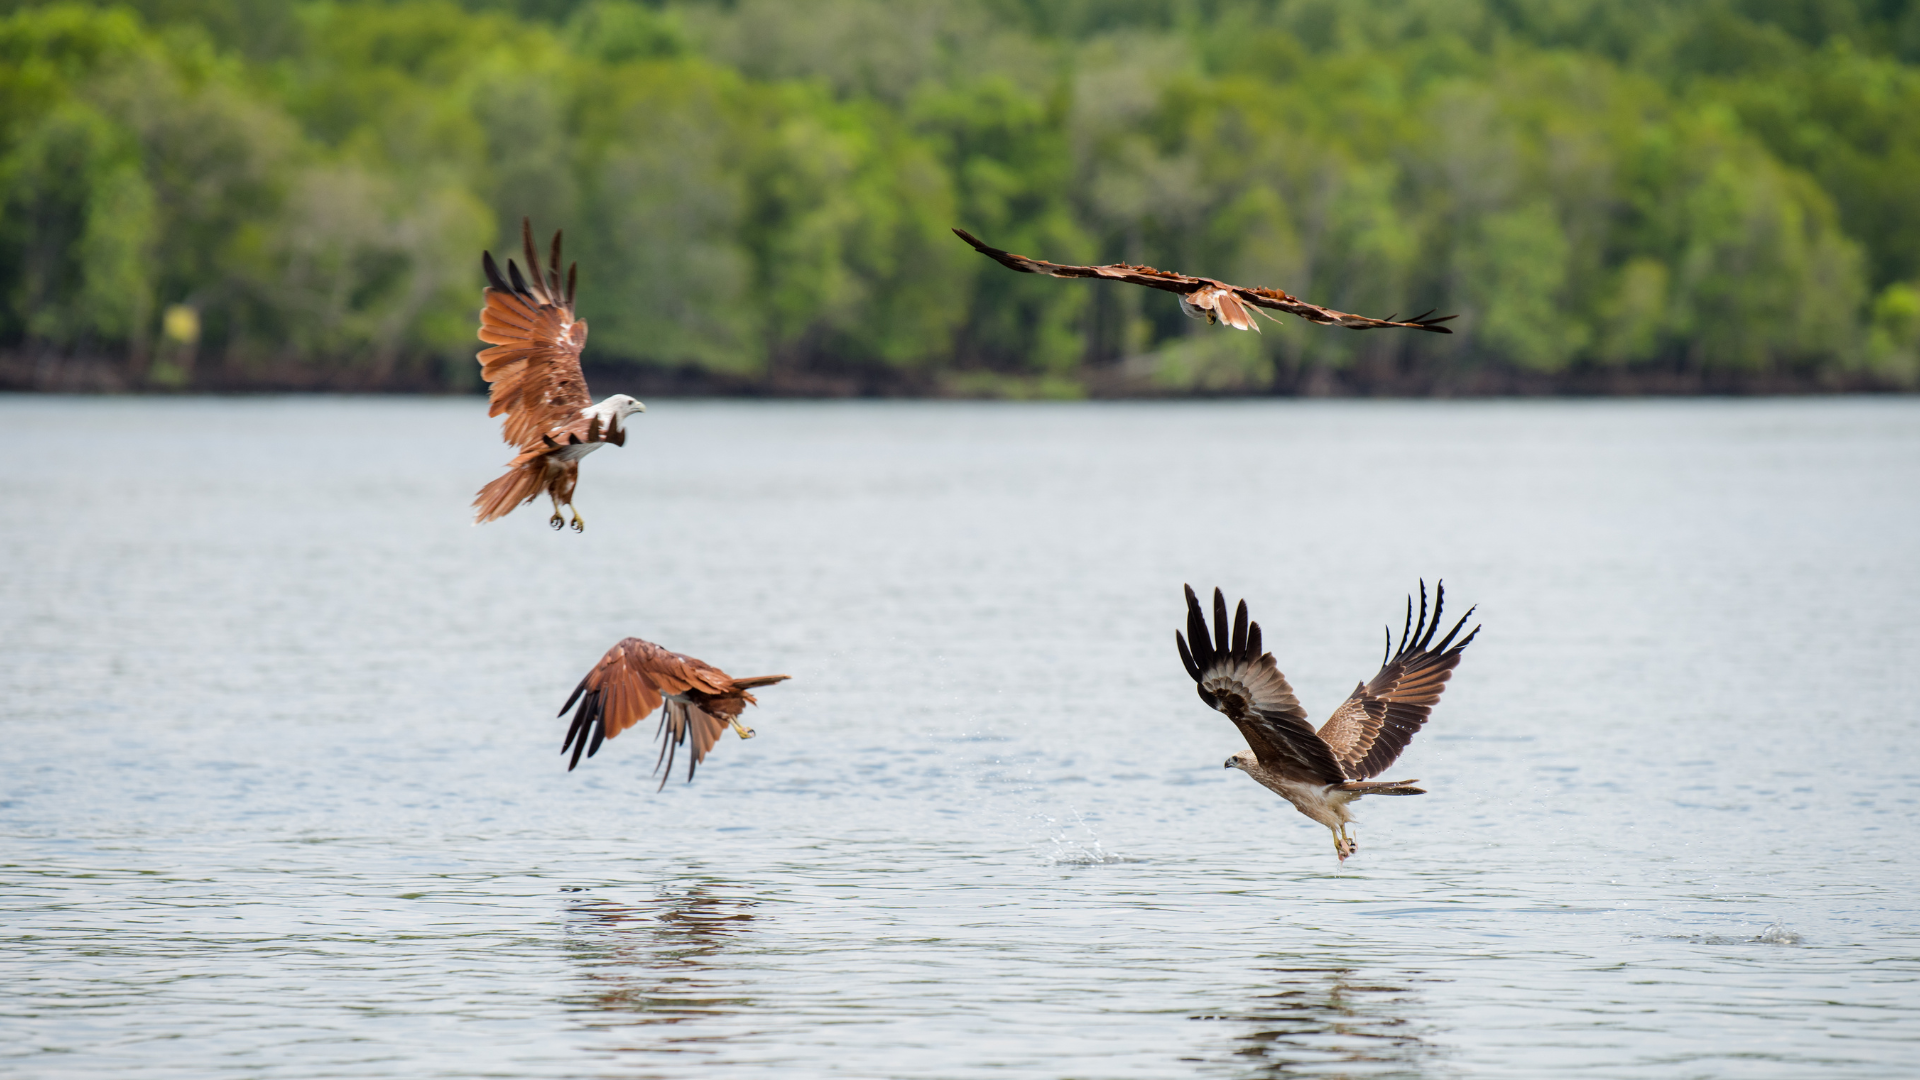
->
xmin=0 ymin=0 xmax=1913 ymax=390
xmin=0 ymin=99 xmax=155 ymax=348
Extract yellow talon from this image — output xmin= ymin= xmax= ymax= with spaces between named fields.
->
xmin=1331 ymin=826 xmax=1356 ymax=861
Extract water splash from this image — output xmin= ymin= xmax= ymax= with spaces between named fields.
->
xmin=1036 ymin=808 xmax=1141 ymax=867
xmin=1678 ymin=920 xmax=1805 ymax=946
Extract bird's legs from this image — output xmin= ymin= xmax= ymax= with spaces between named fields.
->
xmin=1330 ymin=824 xmax=1357 ymax=862
xmin=568 ymin=505 xmax=584 ymax=533
xmin=548 ymin=491 xmax=565 ymax=531
xmin=729 ymin=720 xmax=756 ymax=740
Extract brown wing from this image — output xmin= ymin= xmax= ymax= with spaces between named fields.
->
xmin=953 ymin=227 xmax=1207 ymax=293
xmin=1177 ymin=584 xmax=1346 ymax=786
xmin=477 ymin=218 xmax=593 ymax=451
xmin=556 ymin=637 xmax=737 ymax=784
xmin=1318 ymin=581 xmax=1480 ymax=779
xmin=953 ymin=228 xmax=1454 ymax=333
xmin=652 ymin=700 xmax=732 ymax=790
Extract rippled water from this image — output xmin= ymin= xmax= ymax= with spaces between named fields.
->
xmin=4 ymin=395 xmax=1918 ymax=1078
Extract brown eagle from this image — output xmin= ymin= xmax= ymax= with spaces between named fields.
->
xmin=954 ymin=228 xmax=1455 ymax=334
xmin=472 ymin=219 xmax=644 ymax=532
xmin=559 ymin=637 xmax=790 ymax=789
xmin=1177 ymin=582 xmax=1478 ymax=862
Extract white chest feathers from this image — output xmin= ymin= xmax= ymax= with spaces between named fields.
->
xmin=1242 ymin=767 xmax=1352 ymax=827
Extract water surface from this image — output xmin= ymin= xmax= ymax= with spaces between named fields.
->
xmin=3 ymin=396 xmax=1918 ymax=1078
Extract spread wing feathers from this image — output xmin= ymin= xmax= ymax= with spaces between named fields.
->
xmin=652 ymin=700 xmax=732 ymax=791
xmin=954 ymin=228 xmax=1455 ymax=334
xmin=1176 ymin=584 xmax=1347 ymax=786
xmin=1317 ymin=580 xmax=1480 ymax=780
xmin=477 ymin=218 xmax=593 ymax=451
xmin=556 ymin=637 xmax=788 ymax=789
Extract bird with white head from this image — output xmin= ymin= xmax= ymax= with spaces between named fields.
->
xmin=470 ymin=219 xmax=645 ymax=532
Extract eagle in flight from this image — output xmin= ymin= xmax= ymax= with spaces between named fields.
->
xmin=954 ymin=228 xmax=1455 ymax=334
xmin=472 ymin=219 xmax=645 ymax=532
xmin=1177 ymin=582 xmax=1478 ymax=862
xmin=558 ymin=637 xmax=790 ymax=789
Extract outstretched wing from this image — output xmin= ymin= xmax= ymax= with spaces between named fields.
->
xmin=1235 ymin=287 xmax=1456 ymax=333
xmin=556 ymin=637 xmax=736 ymax=785
xmin=954 ymin=227 xmax=1208 ymax=293
xmin=1176 ymin=585 xmax=1346 ymax=786
xmin=1318 ymin=581 xmax=1480 ymax=779
xmin=477 ymin=218 xmax=593 ymax=451
xmin=953 ymin=228 xmax=1455 ymax=334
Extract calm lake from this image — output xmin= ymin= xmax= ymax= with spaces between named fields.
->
xmin=3 ymin=395 xmax=1918 ymax=1079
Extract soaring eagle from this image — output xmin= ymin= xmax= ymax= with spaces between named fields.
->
xmin=1177 ymin=582 xmax=1479 ymax=862
xmin=472 ymin=219 xmax=644 ymax=532
xmin=558 ymin=637 xmax=790 ymax=789
xmin=954 ymin=228 xmax=1455 ymax=334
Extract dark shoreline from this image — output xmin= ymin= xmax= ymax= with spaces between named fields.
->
xmin=4 ymin=350 xmax=1910 ymax=399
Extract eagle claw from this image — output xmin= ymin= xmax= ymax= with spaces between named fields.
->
xmin=548 ymin=514 xmax=564 ymax=530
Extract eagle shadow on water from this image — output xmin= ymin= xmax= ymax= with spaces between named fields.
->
xmin=1189 ymin=965 xmax=1441 ymax=1080
xmin=560 ymin=884 xmax=760 ymax=1041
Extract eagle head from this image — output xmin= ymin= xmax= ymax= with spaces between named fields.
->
xmin=1224 ymin=749 xmax=1255 ymax=771
xmin=586 ymin=394 xmax=647 ymax=428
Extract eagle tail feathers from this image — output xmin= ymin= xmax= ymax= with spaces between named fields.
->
xmin=472 ymin=461 xmax=546 ymax=523
xmin=730 ymin=674 xmax=790 ymax=690
xmin=1337 ymin=780 xmax=1426 ymax=797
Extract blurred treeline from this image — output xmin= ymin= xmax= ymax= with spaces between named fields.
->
xmin=3 ymin=0 xmax=1918 ymax=395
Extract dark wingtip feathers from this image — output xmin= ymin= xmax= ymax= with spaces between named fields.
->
xmin=652 ymin=711 xmax=677 ymax=792
xmin=1181 ymin=584 xmax=1267 ymax=685
xmin=1403 ymin=310 xmax=1457 ymax=333
xmin=482 ymin=250 xmax=508 ymax=292
xmin=1416 ymin=580 xmax=1444 ymax=652
xmin=520 ymin=217 xmax=539 ymax=280
xmin=1386 ymin=579 xmax=1481 ymax=661
xmin=951 ymin=227 xmax=1039 ymax=274
xmin=1397 ymin=594 xmax=1415 ymax=661
xmin=1211 ymin=588 xmax=1230 ymax=657
xmin=562 ymin=687 xmax=600 ymax=772
xmin=1432 ymin=601 xmax=1480 ymax=656
xmin=1183 ymin=584 xmax=1213 ymax=672
xmin=1176 ymin=630 xmax=1202 ymax=681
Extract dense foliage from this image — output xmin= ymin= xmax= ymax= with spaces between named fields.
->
xmin=2 ymin=0 xmax=1917 ymax=393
